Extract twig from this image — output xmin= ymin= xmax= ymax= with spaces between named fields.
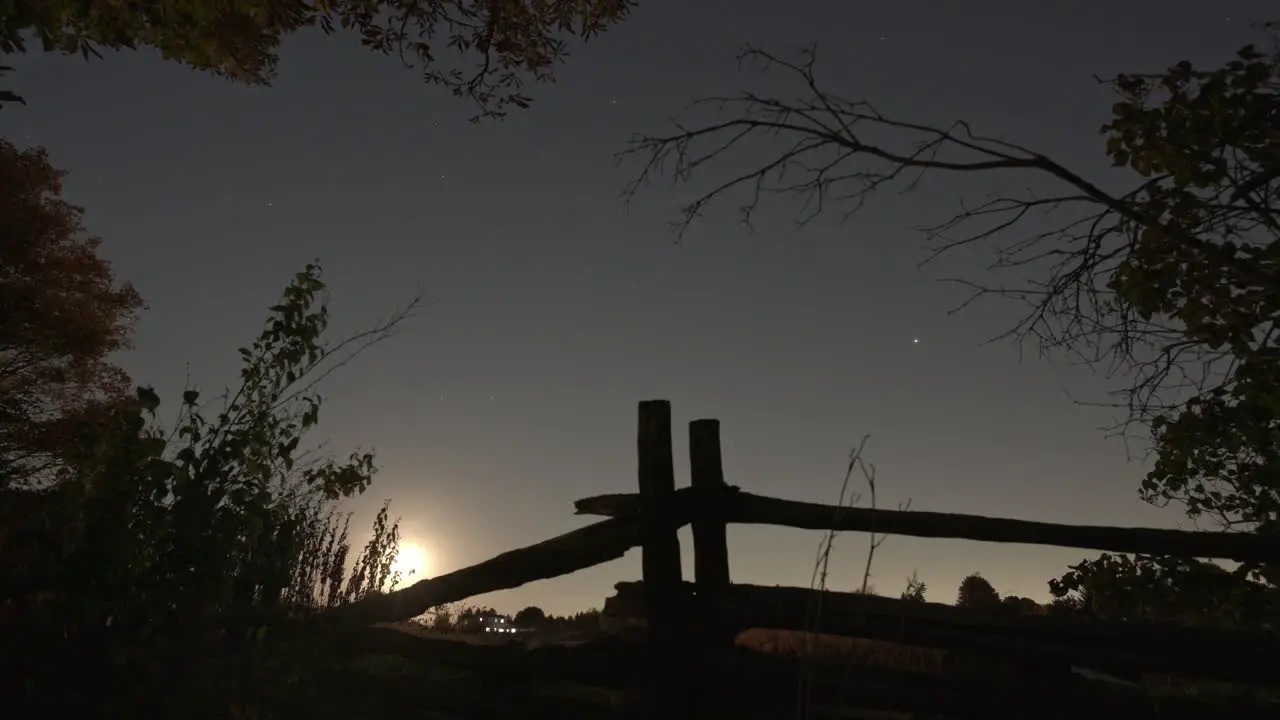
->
xmin=798 ymin=435 xmax=869 ymax=719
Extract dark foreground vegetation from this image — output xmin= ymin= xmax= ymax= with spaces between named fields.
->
xmin=2 ymin=4 xmax=1279 ymax=718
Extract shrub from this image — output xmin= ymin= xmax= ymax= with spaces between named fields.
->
xmin=0 ymin=264 xmax=418 ymax=717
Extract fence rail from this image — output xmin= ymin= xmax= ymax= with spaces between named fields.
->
xmin=576 ymin=486 xmax=1280 ymax=562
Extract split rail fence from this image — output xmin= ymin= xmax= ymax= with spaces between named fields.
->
xmin=333 ymin=400 xmax=1280 ymax=718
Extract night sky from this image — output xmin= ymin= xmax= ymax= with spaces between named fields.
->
xmin=2 ymin=1 xmax=1270 ymax=614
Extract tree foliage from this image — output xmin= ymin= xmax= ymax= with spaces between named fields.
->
xmin=0 ymin=262 xmax=420 ymax=716
xmin=0 ymin=0 xmax=635 ymax=119
xmin=514 ymin=604 xmax=547 ymax=627
xmin=955 ymin=573 xmax=1000 ymax=610
xmin=1048 ymin=553 xmax=1280 ymax=629
xmin=0 ymin=140 xmax=143 ymax=489
xmin=999 ymin=595 xmax=1044 ymax=616
xmin=1105 ymin=46 xmax=1280 ymax=541
xmin=621 ymin=27 xmax=1280 ymax=618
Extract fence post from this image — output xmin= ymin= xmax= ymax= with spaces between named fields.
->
xmin=689 ymin=419 xmax=730 ymax=587
xmin=689 ymin=419 xmax=733 ymax=652
xmin=637 ymin=400 xmax=683 ymax=647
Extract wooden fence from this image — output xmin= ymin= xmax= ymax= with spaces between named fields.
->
xmin=335 ymin=400 xmax=1280 ymax=718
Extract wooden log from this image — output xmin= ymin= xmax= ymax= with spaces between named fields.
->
xmin=636 ymin=400 xmax=689 ymax=716
xmin=326 ymin=514 xmax=652 ymax=626
xmin=574 ymin=488 xmax=1280 ymax=564
xmin=689 ymin=419 xmax=730 ymax=593
xmin=610 ymin=581 xmax=1280 ymax=686
xmin=636 ymin=400 xmax=683 ymax=648
xmin=687 ymin=419 xmax=734 ymax=654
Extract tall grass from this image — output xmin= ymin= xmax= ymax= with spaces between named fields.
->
xmin=797 ymin=435 xmax=915 ymax=719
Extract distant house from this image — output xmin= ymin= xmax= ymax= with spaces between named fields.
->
xmin=479 ymin=615 xmax=520 ymax=633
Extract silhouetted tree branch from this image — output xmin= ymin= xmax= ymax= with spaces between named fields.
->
xmin=620 ymin=41 xmax=1280 ymax=553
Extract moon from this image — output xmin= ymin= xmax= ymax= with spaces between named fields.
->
xmin=392 ymin=541 xmax=428 ymax=580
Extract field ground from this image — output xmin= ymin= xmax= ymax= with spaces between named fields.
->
xmin=325 ymin=623 xmax=1278 ymax=719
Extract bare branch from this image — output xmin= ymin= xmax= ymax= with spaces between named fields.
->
xmin=618 ymin=43 xmax=1280 ymax=476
